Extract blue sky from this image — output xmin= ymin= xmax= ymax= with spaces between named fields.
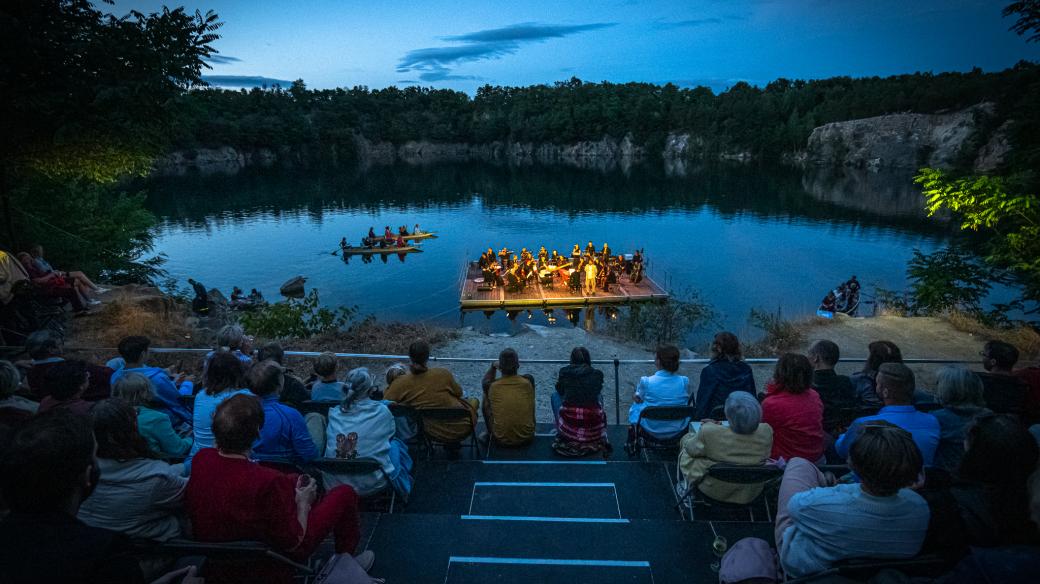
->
xmin=119 ymin=0 xmax=1040 ymax=93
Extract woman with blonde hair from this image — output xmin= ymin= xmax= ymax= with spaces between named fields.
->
xmin=114 ymin=372 xmax=192 ymax=458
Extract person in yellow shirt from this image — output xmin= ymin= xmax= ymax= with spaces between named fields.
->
xmin=480 ymin=348 xmax=535 ymax=447
xmin=384 ymin=340 xmax=478 ymax=445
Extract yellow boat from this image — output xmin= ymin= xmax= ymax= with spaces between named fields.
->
xmin=400 ymin=232 xmax=437 ymax=241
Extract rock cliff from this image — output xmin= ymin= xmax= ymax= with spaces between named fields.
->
xmin=805 ymin=103 xmax=1004 ymax=171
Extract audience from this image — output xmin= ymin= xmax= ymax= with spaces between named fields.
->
xmin=850 ymin=340 xmax=903 ymax=408
xmin=807 ymin=339 xmax=856 ymax=436
xmin=384 ymin=340 xmax=479 ymax=446
xmin=552 ymin=347 xmax=610 ymax=457
xmin=977 ymin=340 xmax=1029 ymax=417
xmin=0 ymin=411 xmax=198 ymax=584
xmin=113 ymin=373 xmax=192 ymax=459
xmin=762 ymin=353 xmax=825 ymax=463
xmin=384 ymin=363 xmax=415 ymax=439
xmin=24 ymin=330 xmax=112 ymax=401
xmin=481 ymin=348 xmax=536 ymax=447
xmin=247 ymin=359 xmax=320 ymax=465
xmin=678 ymin=391 xmax=773 ymax=504
xmin=109 ymin=335 xmax=192 ymax=429
xmin=37 ymin=360 xmax=95 ymax=416
xmin=321 ymin=367 xmax=414 ymax=497
xmin=257 ymin=342 xmax=310 ymax=407
xmin=190 ymin=351 xmax=250 ymax=456
xmin=310 ymin=351 xmax=344 ymax=401
xmin=836 ymin=362 xmax=940 ymax=467
xmin=202 ymin=324 xmax=254 ymax=376
xmin=0 ymin=359 xmax=37 ymax=423
xmin=931 ymin=366 xmax=991 ymax=473
xmin=694 ymin=332 xmax=755 ymax=420
xmin=77 ymin=399 xmax=187 ymax=541
xmin=186 ymin=394 xmax=370 ymax=584
xmin=775 ymin=422 xmax=930 ymax=577
xmin=28 ymin=244 xmax=106 ymax=298
xmin=923 ymin=414 xmax=1040 ymax=562
xmin=627 ymin=344 xmax=691 ymax=447
xmin=17 ymin=251 xmax=92 ymax=314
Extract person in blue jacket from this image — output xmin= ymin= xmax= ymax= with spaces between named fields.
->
xmin=695 ymin=332 xmax=756 ymax=420
xmin=110 ymin=335 xmax=193 ymax=430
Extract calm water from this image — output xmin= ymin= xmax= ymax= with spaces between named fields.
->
xmin=145 ymin=162 xmax=954 ymax=335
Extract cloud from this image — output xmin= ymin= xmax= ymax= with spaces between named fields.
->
xmin=398 ymin=21 xmax=616 ymax=82
xmin=201 ymin=75 xmax=292 ymax=88
xmin=204 ymin=54 xmax=242 ymax=65
xmin=652 ymin=15 xmax=748 ymax=29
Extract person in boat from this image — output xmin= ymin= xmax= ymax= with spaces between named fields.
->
xmin=368 ymin=227 xmax=377 ymax=240
xmin=384 ymin=226 xmax=393 ymax=240
xmin=820 ymin=291 xmax=837 ymax=312
xmin=847 ymin=275 xmax=860 ymax=294
xmin=248 ymin=289 xmax=264 ymax=305
xmin=395 ymin=235 xmax=406 ymax=249
xmin=413 ymin=224 xmax=422 ymax=235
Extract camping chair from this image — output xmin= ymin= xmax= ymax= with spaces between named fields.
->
xmin=783 ymin=554 xmax=948 ymax=583
xmin=416 ymin=407 xmax=483 ymax=460
xmin=627 ymin=405 xmax=695 ymax=458
xmin=311 ymin=457 xmax=405 ymax=513
xmin=675 ymin=463 xmax=784 ymax=522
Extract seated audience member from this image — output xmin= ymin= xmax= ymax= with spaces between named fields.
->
xmin=28 ymin=244 xmax=107 ymax=298
xmin=384 ymin=363 xmax=416 ymax=440
xmin=309 ymin=351 xmax=344 ymax=401
xmin=552 ymin=347 xmax=610 ymax=457
xmin=186 ymin=394 xmax=371 ymax=584
xmin=258 ymin=342 xmax=310 ymax=407
xmin=109 ymin=335 xmax=192 ymax=429
xmin=321 ymin=367 xmax=414 ymax=497
xmin=923 ymin=414 xmax=1040 ymax=563
xmin=977 ymin=340 xmax=1029 ymax=417
xmin=807 ymin=339 xmax=855 ymax=435
xmin=24 ymin=330 xmax=112 ymax=401
xmin=77 ymin=399 xmax=187 ymax=541
xmin=0 ymin=412 xmax=199 ymax=584
xmin=1014 ymin=365 xmax=1040 ymax=424
xmin=762 ymin=353 xmax=825 ymax=463
xmin=775 ymin=422 xmax=930 ymax=577
xmin=190 ymin=351 xmax=249 ymax=456
xmin=481 ymin=348 xmax=536 ymax=447
xmin=16 ymin=251 xmax=92 ymax=314
xmin=384 ymin=340 xmax=479 ymax=445
xmin=678 ymin=391 xmax=774 ymax=504
xmin=628 ymin=345 xmax=691 ymax=445
xmin=0 ymin=359 xmax=37 ymax=422
xmin=835 ymin=363 xmax=940 ymax=467
xmin=38 ymin=360 xmax=95 ymax=416
xmin=113 ymin=373 xmax=192 ymax=458
xmin=850 ymin=340 xmax=903 ymax=408
xmin=202 ymin=324 xmax=254 ymax=375
xmin=931 ymin=367 xmax=991 ymax=473
xmin=694 ymin=332 xmax=755 ymax=420
xmin=248 ymin=359 xmax=320 ymax=465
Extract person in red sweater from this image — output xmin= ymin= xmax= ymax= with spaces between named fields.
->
xmin=762 ymin=353 xmax=825 ymax=463
xmin=186 ymin=394 xmax=373 ymax=583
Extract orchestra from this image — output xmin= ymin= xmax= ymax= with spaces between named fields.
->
xmin=476 ymin=243 xmax=645 ymax=296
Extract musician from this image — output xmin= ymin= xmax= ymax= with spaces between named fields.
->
xmin=601 ymin=243 xmax=611 ymax=260
xmin=585 ymin=241 xmax=595 ymax=257
xmin=571 ymin=244 xmax=581 ymax=258
xmin=538 ymin=247 xmax=548 ymax=265
xmin=631 ymin=252 xmax=644 ymax=284
xmin=583 ymin=259 xmax=598 ymax=295
xmin=499 ymin=248 xmax=510 ymax=264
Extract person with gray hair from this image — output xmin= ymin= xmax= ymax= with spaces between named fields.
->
xmin=23 ymin=329 xmax=113 ymax=401
xmin=113 ymin=372 xmax=192 ymax=458
xmin=0 ymin=359 xmax=36 ymax=418
xmin=677 ymin=391 xmax=774 ymax=505
xmin=202 ymin=324 xmax=254 ymax=377
xmin=931 ymin=366 xmax=991 ymax=473
xmin=321 ymin=367 xmax=414 ymax=497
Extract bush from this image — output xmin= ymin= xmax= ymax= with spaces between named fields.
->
xmin=748 ymin=307 xmax=806 ymax=355
xmin=238 ymin=290 xmax=356 ymax=339
xmin=607 ymin=288 xmax=716 ymax=348
xmin=907 ymin=248 xmax=994 ymax=316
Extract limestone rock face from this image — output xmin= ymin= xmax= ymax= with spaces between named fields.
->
xmin=806 ymin=103 xmax=997 ymax=170
xmin=973 ymin=121 xmax=1012 ymax=172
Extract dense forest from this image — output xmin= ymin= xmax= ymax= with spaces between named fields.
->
xmin=169 ymin=63 xmax=1040 ymax=170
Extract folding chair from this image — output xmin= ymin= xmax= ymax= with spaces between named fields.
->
xmin=312 ymin=457 xmax=405 ymax=513
xmin=675 ymin=463 xmax=783 ymax=522
xmin=627 ymin=405 xmax=694 ymax=458
xmin=416 ymin=407 xmax=483 ymax=459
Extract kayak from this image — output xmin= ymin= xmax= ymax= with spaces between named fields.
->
xmin=341 ymin=245 xmax=422 ymax=254
xmin=400 ymin=232 xmax=437 ymax=241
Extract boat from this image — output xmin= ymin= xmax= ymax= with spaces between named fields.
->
xmin=340 ymin=245 xmax=423 ymax=255
xmin=400 ymin=231 xmax=437 ymax=241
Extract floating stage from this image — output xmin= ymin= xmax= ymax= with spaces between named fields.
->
xmin=459 ymin=263 xmax=669 ymax=311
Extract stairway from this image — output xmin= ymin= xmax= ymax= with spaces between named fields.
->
xmin=359 ymin=425 xmax=772 ymax=583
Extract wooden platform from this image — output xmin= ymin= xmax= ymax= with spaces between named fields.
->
xmin=459 ymin=263 xmax=669 ymax=311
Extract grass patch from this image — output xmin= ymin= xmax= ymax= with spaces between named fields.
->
xmin=945 ymin=310 xmax=1040 ymax=358
xmin=745 ymin=308 xmax=809 ymax=356
xmin=70 ymin=286 xmax=197 ymax=349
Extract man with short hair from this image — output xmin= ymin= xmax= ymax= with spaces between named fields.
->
xmin=807 ymin=339 xmax=856 ymax=435
xmin=110 ymin=335 xmax=192 ymax=429
xmin=977 ymin=340 xmax=1029 ymax=417
xmin=835 ymin=363 xmax=940 ymax=466
xmin=775 ymin=422 xmax=930 ymax=577
xmin=481 ymin=348 xmax=536 ymax=447
xmin=0 ymin=412 xmax=201 ymax=583
xmin=37 ymin=360 xmax=94 ymax=417
xmin=24 ymin=330 xmax=112 ymax=401
xmin=384 ymin=340 xmax=479 ymax=445
xmin=257 ymin=342 xmax=310 ymax=407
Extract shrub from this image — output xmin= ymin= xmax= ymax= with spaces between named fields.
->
xmin=607 ymin=288 xmax=716 ymax=348
xmin=238 ymin=289 xmax=355 ymax=339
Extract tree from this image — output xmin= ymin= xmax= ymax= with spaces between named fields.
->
xmin=0 ymin=0 xmax=222 ymax=253
xmin=1004 ymin=1 xmax=1040 ymax=42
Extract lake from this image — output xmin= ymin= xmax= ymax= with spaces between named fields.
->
xmin=145 ymin=161 xmax=955 ymax=338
